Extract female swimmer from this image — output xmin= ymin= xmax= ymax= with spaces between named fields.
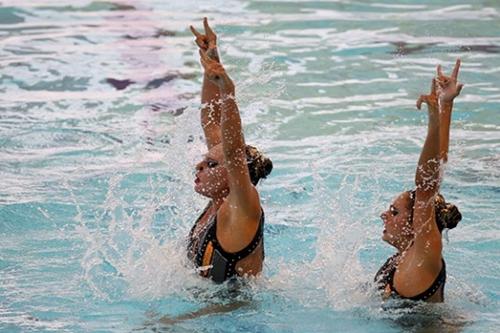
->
xmin=375 ymin=60 xmax=464 ymax=302
xmin=187 ymin=18 xmax=272 ymax=283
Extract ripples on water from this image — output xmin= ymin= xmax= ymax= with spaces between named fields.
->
xmin=1 ymin=0 xmax=499 ymax=332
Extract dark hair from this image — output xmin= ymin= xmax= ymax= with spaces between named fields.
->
xmin=408 ymin=190 xmax=462 ymax=232
xmin=245 ymin=145 xmax=273 ymax=185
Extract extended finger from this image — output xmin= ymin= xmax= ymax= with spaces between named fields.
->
xmin=203 ymin=17 xmax=215 ymax=36
xmin=456 ymin=83 xmax=464 ymax=96
xmin=190 ymin=25 xmax=202 ymax=38
xmin=436 ymin=64 xmax=444 ymax=77
xmin=416 ymin=97 xmax=422 ymax=110
xmin=452 ymin=58 xmax=461 ymax=80
xmin=416 ymin=95 xmax=428 ymax=110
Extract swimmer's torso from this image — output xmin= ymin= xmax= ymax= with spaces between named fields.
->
xmin=187 ymin=202 xmax=264 ymax=283
xmin=375 ymin=254 xmax=446 ymax=302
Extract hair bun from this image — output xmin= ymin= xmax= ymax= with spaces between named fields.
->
xmin=260 ymin=155 xmax=273 ymax=179
xmin=434 ymin=194 xmax=462 ymax=232
xmin=245 ymin=145 xmax=273 ymax=185
xmin=442 ymin=203 xmax=462 ymax=230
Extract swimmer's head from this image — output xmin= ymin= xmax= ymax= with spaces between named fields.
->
xmin=194 ymin=143 xmax=272 ymax=198
xmin=194 ymin=144 xmax=229 ymax=198
xmin=380 ymin=191 xmax=414 ymax=248
xmin=380 ymin=191 xmax=461 ymax=249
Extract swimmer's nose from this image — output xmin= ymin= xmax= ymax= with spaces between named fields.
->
xmin=380 ymin=211 xmax=387 ymax=221
xmin=195 ymin=161 xmax=203 ymax=171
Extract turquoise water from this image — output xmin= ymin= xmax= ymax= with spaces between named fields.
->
xmin=1 ymin=0 xmax=499 ymax=332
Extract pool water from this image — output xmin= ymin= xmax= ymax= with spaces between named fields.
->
xmin=1 ymin=0 xmax=499 ymax=332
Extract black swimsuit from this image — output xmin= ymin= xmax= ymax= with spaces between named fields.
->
xmin=187 ymin=203 xmax=265 ymax=284
xmin=374 ymin=254 xmax=446 ymax=301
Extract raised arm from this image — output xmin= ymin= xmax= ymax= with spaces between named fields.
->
xmin=190 ymin=18 xmax=222 ymax=149
xmin=199 ymin=51 xmax=261 ymax=218
xmin=412 ymin=60 xmax=463 ymax=253
xmin=412 ymin=78 xmax=443 ymax=259
xmin=437 ymin=59 xmax=464 ymax=163
xmin=394 ymin=67 xmax=464 ymax=299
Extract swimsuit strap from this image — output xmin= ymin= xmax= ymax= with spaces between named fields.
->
xmin=375 ymin=255 xmax=446 ymax=301
xmin=188 ymin=206 xmax=265 ymax=283
xmin=206 ymin=210 xmax=265 ymax=283
xmin=374 ymin=253 xmax=400 ymax=288
xmin=187 ymin=202 xmax=212 ymax=240
xmin=405 ymin=259 xmax=446 ymax=301
xmin=186 ymin=202 xmax=213 ymax=262
xmin=212 ymin=210 xmax=265 ymax=260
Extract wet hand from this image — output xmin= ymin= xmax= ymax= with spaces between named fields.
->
xmin=417 ymin=77 xmax=439 ymax=114
xmin=436 ymin=59 xmax=464 ymax=104
xmin=190 ymin=17 xmax=219 ymax=61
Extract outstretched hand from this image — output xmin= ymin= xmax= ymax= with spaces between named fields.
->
xmin=190 ymin=18 xmax=219 ymax=61
xmin=436 ymin=59 xmax=464 ymax=104
xmin=199 ymin=50 xmax=234 ymax=92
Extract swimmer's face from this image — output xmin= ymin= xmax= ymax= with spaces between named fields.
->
xmin=380 ymin=191 xmax=414 ymax=248
xmin=194 ymin=144 xmax=229 ymax=198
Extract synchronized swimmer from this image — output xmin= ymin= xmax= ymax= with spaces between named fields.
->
xmin=185 ymin=18 xmax=464 ymax=304
xmin=375 ymin=60 xmax=463 ymax=302
xmin=187 ymin=18 xmax=272 ymax=283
